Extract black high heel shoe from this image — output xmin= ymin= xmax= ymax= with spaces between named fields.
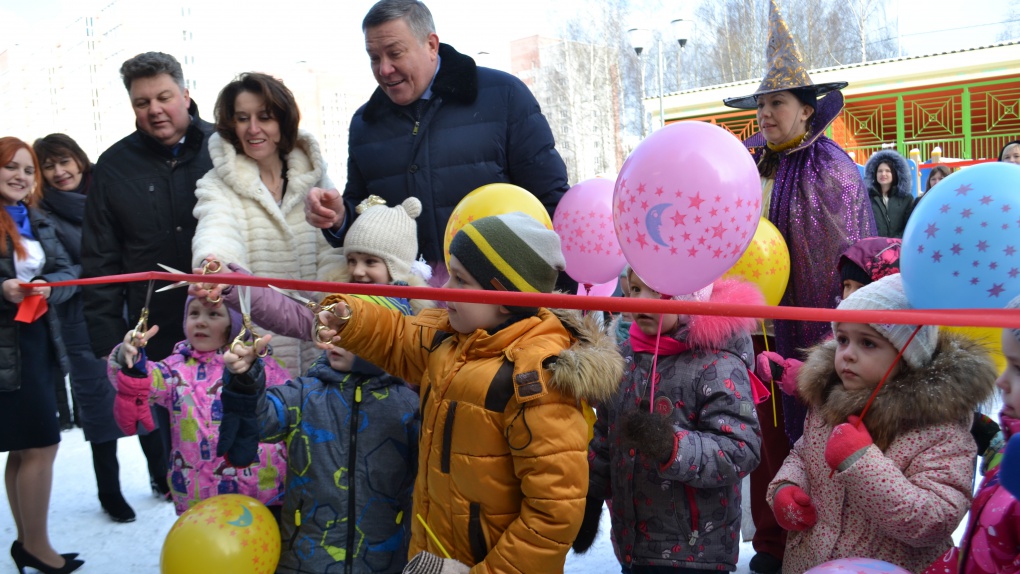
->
xmin=11 ymin=542 xmax=83 ymax=574
xmin=11 ymin=540 xmax=78 ymax=561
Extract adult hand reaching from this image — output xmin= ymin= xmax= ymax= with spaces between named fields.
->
xmin=305 ymin=187 xmax=345 ymax=230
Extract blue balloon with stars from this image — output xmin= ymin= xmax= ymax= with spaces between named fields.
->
xmin=901 ymin=162 xmax=1020 ymax=309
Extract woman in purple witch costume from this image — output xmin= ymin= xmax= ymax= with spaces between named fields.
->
xmin=722 ymin=2 xmax=876 ymax=573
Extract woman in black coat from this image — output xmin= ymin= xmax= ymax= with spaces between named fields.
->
xmin=863 ymin=149 xmax=914 ymax=238
xmin=0 ymin=137 xmax=83 ymax=573
xmin=33 ymin=134 xmax=168 ymax=524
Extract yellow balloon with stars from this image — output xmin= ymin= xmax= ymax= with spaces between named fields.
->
xmin=443 ymin=183 xmax=554 ymax=266
xmin=161 ymin=494 xmax=281 ymax=574
xmin=723 ymin=218 xmax=790 ymax=306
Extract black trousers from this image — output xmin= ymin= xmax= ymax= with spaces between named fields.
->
xmin=91 ymin=432 xmax=167 ymax=495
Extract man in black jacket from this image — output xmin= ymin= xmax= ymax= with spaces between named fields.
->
xmin=305 ymin=0 xmax=570 ymax=285
xmin=81 ymin=51 xmax=214 ymax=506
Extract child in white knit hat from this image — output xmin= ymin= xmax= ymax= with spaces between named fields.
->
xmin=767 ymin=273 xmax=998 ymax=573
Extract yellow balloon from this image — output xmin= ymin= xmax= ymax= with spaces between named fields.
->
xmin=723 ymin=218 xmax=790 ymax=306
xmin=161 ymin=494 xmax=281 ymax=574
xmin=443 ymin=183 xmax=554 ymax=265
xmin=945 ymin=326 xmax=1007 ymax=374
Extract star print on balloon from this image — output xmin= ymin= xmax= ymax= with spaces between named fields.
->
xmin=901 ymin=162 xmax=1020 ymax=309
xmin=723 ymin=218 xmax=790 ymax=306
xmin=613 ymin=121 xmax=761 ymax=295
xmin=553 ymin=177 xmax=627 ymax=286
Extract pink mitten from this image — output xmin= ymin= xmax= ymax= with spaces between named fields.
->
xmin=755 ymin=351 xmax=803 ymax=396
xmin=825 ymin=415 xmax=873 ymax=472
xmin=114 ymin=370 xmax=155 ymax=436
xmin=772 ymin=484 xmax=817 ymax=531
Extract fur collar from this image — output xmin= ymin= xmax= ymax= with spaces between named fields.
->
xmin=548 ymin=308 xmax=626 ymax=405
xmin=206 ymin=129 xmax=325 ymax=217
xmin=362 ymin=43 xmax=478 ymax=123
xmin=682 ymin=278 xmax=763 ymax=350
xmin=864 ymin=149 xmax=913 ymax=198
xmin=798 ymin=331 xmax=997 ymax=449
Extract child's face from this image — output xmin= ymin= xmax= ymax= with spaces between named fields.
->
xmin=627 ymin=271 xmax=680 ymax=337
xmin=842 ymin=279 xmax=865 ymax=301
xmin=346 ymin=251 xmax=391 ymax=284
xmin=996 ymin=331 xmax=1020 ymax=418
xmin=327 ymin=347 xmax=356 ymax=372
xmin=834 ymin=322 xmax=901 ymax=391
xmin=619 ymin=273 xmax=635 ymax=323
xmin=443 ymin=255 xmax=510 ymax=334
xmin=185 ymin=299 xmax=232 ymax=352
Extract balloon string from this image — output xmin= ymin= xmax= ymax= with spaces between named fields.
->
xmin=761 ymin=319 xmax=776 ymax=428
xmin=416 ymin=514 xmax=451 ymax=559
xmin=647 ymin=295 xmax=669 ymax=413
xmin=582 ymin=283 xmax=592 ymax=317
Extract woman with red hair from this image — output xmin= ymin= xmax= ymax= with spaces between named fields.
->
xmin=0 ymin=137 xmax=83 ymax=573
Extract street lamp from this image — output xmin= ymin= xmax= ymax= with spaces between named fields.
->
xmin=628 ymin=18 xmax=691 ymax=133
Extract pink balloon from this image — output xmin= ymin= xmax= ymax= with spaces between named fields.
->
xmin=613 ymin=121 xmax=760 ymax=296
xmin=805 ymin=558 xmax=911 ymax=573
xmin=554 ymin=178 xmax=627 ymax=285
xmin=576 ymin=277 xmax=619 ymax=297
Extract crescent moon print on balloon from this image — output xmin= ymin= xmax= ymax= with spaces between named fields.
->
xmin=645 ymin=203 xmax=673 ymax=247
xmin=227 ymin=505 xmax=254 ymax=527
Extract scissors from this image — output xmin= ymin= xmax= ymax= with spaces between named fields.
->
xmin=232 ymin=285 xmax=268 ymax=357
xmin=156 ymin=260 xmax=223 ymax=303
xmin=268 ymin=285 xmax=339 ymax=345
xmin=129 ymin=279 xmax=156 ymax=347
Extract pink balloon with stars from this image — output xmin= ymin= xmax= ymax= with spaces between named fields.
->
xmin=901 ymin=162 xmax=1020 ymax=309
xmin=553 ymin=177 xmax=627 ymax=286
xmin=612 ymin=121 xmax=761 ymax=296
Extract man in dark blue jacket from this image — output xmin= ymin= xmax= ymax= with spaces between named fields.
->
xmin=305 ymin=0 xmax=569 ymax=279
xmin=81 ymin=51 xmax=215 ymax=511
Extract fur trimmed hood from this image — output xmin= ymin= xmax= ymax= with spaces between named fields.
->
xmin=545 ymin=308 xmax=625 ymax=405
xmin=680 ymin=278 xmax=764 ymax=351
xmin=362 ymin=43 xmax=477 ymax=123
xmin=864 ymin=149 xmax=913 ymax=198
xmin=798 ymin=330 xmax=997 ymax=449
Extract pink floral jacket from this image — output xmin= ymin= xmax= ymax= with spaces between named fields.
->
xmin=110 ymin=341 xmax=289 ymax=515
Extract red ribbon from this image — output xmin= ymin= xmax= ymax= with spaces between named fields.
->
xmin=21 ymin=271 xmax=1020 ymax=329
xmin=14 ymin=294 xmax=47 ymax=323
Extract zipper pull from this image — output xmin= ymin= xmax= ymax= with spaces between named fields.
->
xmin=412 ymin=121 xmax=420 ymax=136
xmin=295 ymin=508 xmax=301 ymax=527
xmin=688 ymin=530 xmax=698 ymax=546
xmin=396 ymin=510 xmax=403 ymax=524
xmin=355 ymin=384 xmax=362 ymax=403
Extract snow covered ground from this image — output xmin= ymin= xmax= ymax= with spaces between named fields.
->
xmin=0 ymin=419 xmax=983 ymax=573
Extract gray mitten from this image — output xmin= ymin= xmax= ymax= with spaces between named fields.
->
xmin=401 ymin=551 xmax=470 ymax=574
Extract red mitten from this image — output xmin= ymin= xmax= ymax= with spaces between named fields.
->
xmin=772 ymin=484 xmax=817 ymax=531
xmin=825 ymin=415 xmax=873 ymax=472
xmin=755 ymin=351 xmax=803 ymax=396
xmin=114 ymin=370 xmax=156 ymax=436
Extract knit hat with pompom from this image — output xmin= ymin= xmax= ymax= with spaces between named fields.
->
xmin=343 ymin=196 xmax=425 ymax=283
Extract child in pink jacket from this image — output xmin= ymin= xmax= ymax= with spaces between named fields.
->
xmin=924 ymin=294 xmax=1020 ymax=574
xmin=767 ymin=274 xmax=997 ymax=573
xmin=109 ymin=296 xmax=289 ymax=517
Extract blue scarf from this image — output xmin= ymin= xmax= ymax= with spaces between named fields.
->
xmin=4 ymin=203 xmax=34 ymax=239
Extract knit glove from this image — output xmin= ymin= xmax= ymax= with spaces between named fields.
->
xmin=571 ymin=496 xmax=604 ymax=554
xmin=620 ymin=400 xmax=676 ymax=464
xmin=755 ymin=351 xmax=803 ymax=397
xmin=772 ymin=484 xmax=817 ymax=531
xmin=824 ymin=415 xmax=873 ymax=472
xmin=216 ymin=359 xmax=264 ymax=468
xmin=971 ymin=412 xmax=1001 ymax=455
xmin=999 ymin=435 xmax=1020 ymax=501
xmin=114 ymin=348 xmax=155 ymax=436
xmin=401 ymin=552 xmax=470 ymax=574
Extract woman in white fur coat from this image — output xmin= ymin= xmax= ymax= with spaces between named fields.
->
xmin=192 ymin=72 xmax=344 ymax=377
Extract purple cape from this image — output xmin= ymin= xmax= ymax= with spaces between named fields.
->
xmin=745 ymin=91 xmax=877 ymax=441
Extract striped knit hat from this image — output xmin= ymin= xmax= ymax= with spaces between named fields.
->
xmin=449 ymin=212 xmax=564 ymax=296
xmin=1008 ymin=294 xmax=1020 ymax=345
